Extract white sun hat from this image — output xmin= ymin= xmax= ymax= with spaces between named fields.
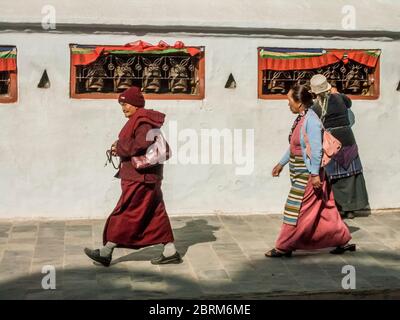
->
xmin=310 ymin=74 xmax=332 ymax=94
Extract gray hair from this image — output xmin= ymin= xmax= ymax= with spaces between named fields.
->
xmin=315 ymin=91 xmax=330 ymax=120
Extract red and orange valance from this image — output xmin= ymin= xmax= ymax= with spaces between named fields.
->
xmin=71 ymin=40 xmax=202 ymax=66
xmin=259 ymin=48 xmax=381 ymax=71
xmin=0 ymin=47 xmax=17 ymax=72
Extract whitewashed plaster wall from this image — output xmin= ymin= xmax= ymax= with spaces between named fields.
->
xmin=0 ymin=0 xmax=399 ymax=32
xmin=0 ymin=0 xmax=399 ymax=218
xmin=0 ymin=32 xmax=398 ymax=219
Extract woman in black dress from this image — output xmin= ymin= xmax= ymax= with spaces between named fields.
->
xmin=309 ymin=75 xmax=369 ymax=219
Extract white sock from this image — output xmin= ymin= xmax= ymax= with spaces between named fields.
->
xmin=99 ymin=241 xmax=117 ymax=257
xmin=163 ymin=242 xmax=177 ymax=257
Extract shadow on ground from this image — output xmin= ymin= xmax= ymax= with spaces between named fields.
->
xmin=0 ymin=217 xmax=399 ymax=300
xmin=111 ymin=219 xmax=219 ymax=265
xmin=354 ymin=208 xmax=372 ymax=218
xmin=1 ymin=249 xmax=399 ymax=300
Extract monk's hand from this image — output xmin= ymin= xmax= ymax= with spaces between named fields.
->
xmin=311 ymin=175 xmax=322 ymax=190
xmin=111 ymin=140 xmax=118 ymax=156
xmin=272 ymin=163 xmax=283 ymax=177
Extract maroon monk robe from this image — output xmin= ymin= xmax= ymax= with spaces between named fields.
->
xmin=103 ymin=108 xmax=174 ymax=249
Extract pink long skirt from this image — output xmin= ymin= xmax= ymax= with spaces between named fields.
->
xmin=275 ymin=171 xmax=352 ymax=252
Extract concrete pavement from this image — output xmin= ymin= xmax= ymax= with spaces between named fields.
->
xmin=0 ymin=212 xmax=399 ymax=299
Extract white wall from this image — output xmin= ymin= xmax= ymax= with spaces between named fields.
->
xmin=0 ymin=31 xmax=399 ymax=219
xmin=0 ymin=0 xmax=399 ymax=32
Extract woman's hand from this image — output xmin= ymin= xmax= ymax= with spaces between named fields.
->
xmin=330 ymin=87 xmax=339 ymax=94
xmin=111 ymin=140 xmax=118 ymax=156
xmin=311 ymin=175 xmax=322 ymax=190
xmin=272 ymin=163 xmax=284 ymax=177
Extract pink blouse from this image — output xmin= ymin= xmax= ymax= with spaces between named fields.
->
xmin=290 ymin=116 xmax=306 ymax=156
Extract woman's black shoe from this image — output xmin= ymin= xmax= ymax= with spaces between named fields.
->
xmin=84 ymin=248 xmax=112 ymax=267
xmin=341 ymin=211 xmax=355 ymax=219
xmin=330 ymin=244 xmax=356 ymax=254
xmin=151 ymin=252 xmax=182 ymax=265
xmin=345 ymin=211 xmax=355 ymax=219
xmin=265 ymin=248 xmax=292 ymax=258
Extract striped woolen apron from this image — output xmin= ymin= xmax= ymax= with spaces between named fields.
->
xmin=283 ymin=154 xmax=310 ymax=226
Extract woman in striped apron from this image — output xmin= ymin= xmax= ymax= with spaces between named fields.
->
xmin=265 ymin=84 xmax=355 ymax=257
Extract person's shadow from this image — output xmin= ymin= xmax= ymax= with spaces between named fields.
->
xmin=348 ymin=225 xmax=360 ymax=233
xmin=110 ymin=219 xmax=219 ymax=265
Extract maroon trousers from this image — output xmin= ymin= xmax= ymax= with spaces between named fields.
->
xmin=103 ymin=180 xmax=174 ymax=249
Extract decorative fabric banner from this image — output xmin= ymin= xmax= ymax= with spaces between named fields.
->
xmin=260 ymin=48 xmax=381 ymax=71
xmin=71 ymin=40 xmax=202 ymax=66
xmin=0 ymin=47 xmax=17 ymax=72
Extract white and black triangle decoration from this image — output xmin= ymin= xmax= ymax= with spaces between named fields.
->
xmin=38 ymin=69 xmax=50 ymax=88
xmin=225 ymin=73 xmax=236 ymax=89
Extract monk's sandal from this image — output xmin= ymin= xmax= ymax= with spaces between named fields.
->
xmin=151 ymin=252 xmax=182 ymax=265
xmin=84 ymin=248 xmax=112 ymax=267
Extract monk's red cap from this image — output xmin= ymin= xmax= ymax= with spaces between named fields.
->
xmin=118 ymin=86 xmax=145 ymax=108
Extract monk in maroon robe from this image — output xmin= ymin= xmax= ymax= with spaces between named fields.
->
xmin=84 ymin=86 xmax=181 ymax=267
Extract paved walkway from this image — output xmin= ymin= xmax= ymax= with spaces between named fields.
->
xmin=0 ymin=212 xmax=400 ymax=299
